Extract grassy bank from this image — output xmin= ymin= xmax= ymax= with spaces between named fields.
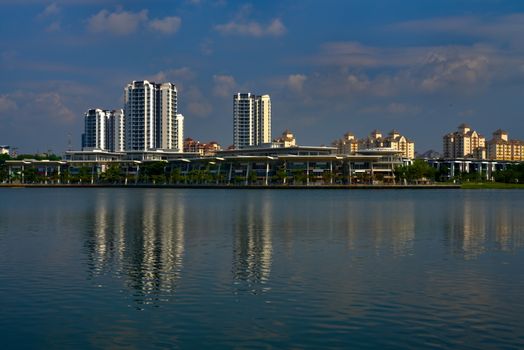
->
xmin=461 ymin=182 xmax=524 ymax=189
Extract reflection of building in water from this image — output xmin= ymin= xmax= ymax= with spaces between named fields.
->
xmin=343 ymin=200 xmax=415 ymax=256
xmin=493 ymin=201 xmax=524 ymax=252
xmin=86 ymin=191 xmax=185 ymax=305
xmin=444 ymin=198 xmax=487 ymax=259
xmin=232 ymin=196 xmax=272 ymax=292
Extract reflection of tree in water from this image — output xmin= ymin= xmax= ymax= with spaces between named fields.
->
xmin=232 ymin=199 xmax=272 ymax=294
xmin=84 ymin=191 xmax=185 ymax=308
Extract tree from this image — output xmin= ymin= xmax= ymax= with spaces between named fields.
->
xmin=101 ymin=165 xmax=122 ymax=183
xmin=395 ymin=160 xmax=436 ymax=184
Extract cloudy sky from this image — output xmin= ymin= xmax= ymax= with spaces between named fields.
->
xmin=1 ymin=0 xmax=524 ymax=153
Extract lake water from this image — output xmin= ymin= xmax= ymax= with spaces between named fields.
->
xmin=1 ymin=188 xmax=523 ymax=349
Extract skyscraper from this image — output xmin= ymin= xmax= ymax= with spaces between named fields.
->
xmin=124 ymin=80 xmax=183 ymax=152
xmin=233 ymin=93 xmax=271 ymax=149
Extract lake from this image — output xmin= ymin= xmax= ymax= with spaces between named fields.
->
xmin=1 ymin=188 xmax=523 ymax=349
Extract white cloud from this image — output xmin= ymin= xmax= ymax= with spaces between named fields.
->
xmin=46 ymin=21 xmax=61 ymax=32
xmin=215 ymin=18 xmax=286 ymax=37
xmin=287 ymin=74 xmax=307 ymax=92
xmin=0 ymin=95 xmax=17 ymax=114
xmin=38 ymin=2 xmax=60 ymax=18
xmin=149 ymin=16 xmax=181 ymax=34
xmin=213 ymin=75 xmax=236 ymax=97
xmin=87 ymin=9 xmax=149 ymax=36
xmin=186 ymin=87 xmax=212 ymax=117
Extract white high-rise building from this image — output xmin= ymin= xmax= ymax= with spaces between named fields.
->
xmin=233 ymin=93 xmax=271 ymax=149
xmin=107 ymin=109 xmax=125 ymax=152
xmin=82 ymin=109 xmax=107 ymax=151
xmin=124 ymin=80 xmax=183 ymax=152
xmin=82 ymin=109 xmax=125 ymax=152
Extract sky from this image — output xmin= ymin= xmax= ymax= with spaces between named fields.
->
xmin=0 ymin=0 xmax=524 ymax=154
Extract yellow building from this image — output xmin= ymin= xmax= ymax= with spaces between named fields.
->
xmin=332 ymin=132 xmax=359 ymax=154
xmin=443 ymin=123 xmax=486 ymax=159
xmin=273 ymin=129 xmax=297 ymax=148
xmin=333 ymin=129 xmax=415 ymax=159
xmin=487 ymin=129 xmax=524 ymax=161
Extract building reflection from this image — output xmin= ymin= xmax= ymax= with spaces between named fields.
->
xmin=232 ymin=195 xmax=273 ymax=294
xmin=85 ymin=190 xmax=185 ymax=307
xmin=443 ymin=195 xmax=524 ymax=259
xmin=343 ymin=199 xmax=415 ymax=257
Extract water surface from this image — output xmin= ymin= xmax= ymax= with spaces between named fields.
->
xmin=1 ymin=188 xmax=523 ymax=349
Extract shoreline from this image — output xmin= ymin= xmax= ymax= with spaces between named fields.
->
xmin=0 ymin=183 xmax=462 ymax=189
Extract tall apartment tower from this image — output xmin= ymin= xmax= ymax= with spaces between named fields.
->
xmin=443 ymin=123 xmax=486 ymax=159
xmin=233 ymin=93 xmax=271 ymax=149
xmin=124 ymin=80 xmax=183 ymax=152
xmin=82 ymin=109 xmax=125 ymax=152
xmin=106 ymin=109 xmax=125 ymax=152
xmin=82 ymin=109 xmax=107 ymax=151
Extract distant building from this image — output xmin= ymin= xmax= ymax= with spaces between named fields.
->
xmin=124 ymin=80 xmax=183 ymax=152
xmin=443 ymin=123 xmax=486 ymax=159
xmin=487 ymin=129 xmax=524 ymax=161
xmin=333 ymin=129 xmax=414 ymax=159
xmin=183 ymin=138 xmax=222 ymax=156
xmin=0 ymin=145 xmax=9 ymax=155
xmin=233 ymin=93 xmax=271 ymax=149
xmin=273 ymin=129 xmax=297 ymax=148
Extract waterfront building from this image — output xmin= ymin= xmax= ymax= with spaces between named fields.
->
xmin=82 ymin=109 xmax=108 ymax=151
xmin=124 ymin=81 xmax=183 ymax=152
xmin=233 ymin=93 xmax=271 ymax=149
xmin=487 ymin=129 xmax=524 ymax=161
xmin=443 ymin=123 xmax=486 ymax=159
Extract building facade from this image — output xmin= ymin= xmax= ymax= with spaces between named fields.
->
xmin=487 ymin=129 xmax=524 ymax=161
xmin=333 ymin=129 xmax=414 ymax=159
xmin=82 ymin=109 xmax=125 ymax=152
xmin=82 ymin=109 xmax=107 ymax=151
xmin=443 ymin=124 xmax=486 ymax=159
xmin=233 ymin=93 xmax=271 ymax=149
xmin=124 ymin=80 xmax=183 ymax=152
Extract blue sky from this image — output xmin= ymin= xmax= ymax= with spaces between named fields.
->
xmin=1 ymin=0 xmax=524 ymax=153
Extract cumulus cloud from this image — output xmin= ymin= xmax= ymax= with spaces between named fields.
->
xmin=359 ymin=102 xmax=421 ymax=116
xmin=87 ymin=9 xmax=182 ymax=36
xmin=46 ymin=21 xmax=61 ymax=32
xmin=38 ymin=2 xmax=60 ymax=18
xmin=0 ymin=95 xmax=17 ymax=114
xmin=148 ymin=67 xmax=195 ymax=88
xmin=287 ymin=74 xmax=307 ymax=92
xmin=186 ymin=87 xmax=212 ymax=117
xmin=419 ymin=53 xmax=490 ymax=92
xmin=149 ymin=16 xmax=181 ymax=34
xmin=87 ymin=9 xmax=149 ymax=35
xmin=213 ymin=75 xmax=236 ymax=97
xmin=215 ymin=18 xmax=286 ymax=37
